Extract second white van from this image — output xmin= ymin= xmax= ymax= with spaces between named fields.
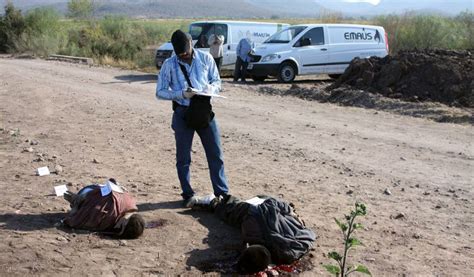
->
xmin=155 ymin=20 xmax=289 ymax=69
xmin=247 ymin=24 xmax=389 ymax=82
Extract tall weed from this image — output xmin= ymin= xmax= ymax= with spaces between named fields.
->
xmin=13 ymin=8 xmax=67 ymax=56
xmin=374 ymin=12 xmax=473 ymax=54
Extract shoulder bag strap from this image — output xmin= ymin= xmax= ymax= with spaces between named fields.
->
xmin=178 ymin=62 xmax=193 ymax=88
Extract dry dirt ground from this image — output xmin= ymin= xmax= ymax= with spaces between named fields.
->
xmin=0 ymin=57 xmax=473 ymax=276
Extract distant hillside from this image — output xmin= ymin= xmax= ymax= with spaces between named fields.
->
xmin=3 ymin=0 xmax=286 ymax=18
xmin=3 ymin=0 xmax=472 ymax=17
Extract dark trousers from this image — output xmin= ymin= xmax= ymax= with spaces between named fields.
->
xmin=213 ymin=57 xmax=222 ymax=73
xmin=233 ymin=57 xmax=248 ymax=82
xmin=214 ymin=195 xmax=252 ymax=227
xmin=172 ymin=106 xmax=229 ymax=200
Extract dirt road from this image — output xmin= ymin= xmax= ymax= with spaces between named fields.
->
xmin=1 ymin=57 xmax=473 ymax=276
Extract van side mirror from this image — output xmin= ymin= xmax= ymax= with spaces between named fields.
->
xmin=300 ymin=37 xmax=311 ymax=47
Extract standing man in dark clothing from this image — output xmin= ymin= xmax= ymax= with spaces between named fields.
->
xmin=233 ymin=37 xmax=254 ymax=82
xmin=156 ymin=30 xmax=230 ymax=207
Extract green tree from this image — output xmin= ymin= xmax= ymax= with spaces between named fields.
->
xmin=16 ymin=7 xmax=66 ymax=56
xmin=67 ymin=0 xmax=95 ymax=19
xmin=0 ymin=1 xmax=26 ymax=52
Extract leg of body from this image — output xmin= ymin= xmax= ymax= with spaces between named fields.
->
xmin=172 ymin=106 xmax=196 ymax=199
xmin=196 ymin=118 xmax=229 ymax=197
xmin=213 ymin=195 xmax=252 ymax=227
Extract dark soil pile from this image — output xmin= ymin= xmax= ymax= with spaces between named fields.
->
xmin=331 ymin=49 xmax=474 ymax=108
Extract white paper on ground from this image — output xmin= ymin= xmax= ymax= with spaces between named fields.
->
xmin=100 ymin=180 xmax=124 ymax=196
xmin=36 ymin=166 xmax=50 ymax=176
xmin=107 ymin=181 xmax=124 ymax=193
xmin=54 ymin=185 xmax=68 ymax=196
xmin=245 ymin=197 xmax=266 ymax=206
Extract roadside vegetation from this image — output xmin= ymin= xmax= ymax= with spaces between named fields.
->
xmin=0 ymin=1 xmax=472 ymax=71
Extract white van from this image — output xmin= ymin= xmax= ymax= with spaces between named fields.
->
xmin=155 ymin=20 xmax=289 ymax=69
xmin=247 ymin=24 xmax=389 ymax=82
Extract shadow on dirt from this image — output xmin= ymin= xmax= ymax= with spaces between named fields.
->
xmin=0 ymin=212 xmax=64 ymax=231
xmin=180 ymin=209 xmax=242 ymax=274
xmin=137 ymin=200 xmax=183 ymax=211
xmin=108 ymin=74 xmax=157 ymax=84
xmin=223 ymin=78 xmax=332 ymax=86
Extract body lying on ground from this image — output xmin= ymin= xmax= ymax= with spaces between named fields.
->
xmin=62 ymin=178 xmax=145 ymax=239
xmin=189 ymin=194 xmax=317 ymax=273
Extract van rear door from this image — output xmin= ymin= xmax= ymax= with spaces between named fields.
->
xmin=293 ymin=26 xmax=329 ymax=74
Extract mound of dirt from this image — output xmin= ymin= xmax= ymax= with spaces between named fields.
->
xmin=258 ymin=84 xmax=473 ymax=125
xmin=331 ymin=49 xmax=474 ymax=108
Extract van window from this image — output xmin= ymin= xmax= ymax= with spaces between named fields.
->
xmin=189 ymin=23 xmax=228 ymax=46
xmin=264 ymin=26 xmax=306 ymax=44
xmin=295 ymin=27 xmax=325 ymax=47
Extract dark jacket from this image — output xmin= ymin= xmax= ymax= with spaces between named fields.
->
xmin=215 ymin=195 xmax=316 ymax=264
xmin=255 ymin=198 xmax=316 ymax=264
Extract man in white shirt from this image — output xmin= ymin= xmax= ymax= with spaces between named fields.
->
xmin=208 ymin=34 xmax=224 ymax=73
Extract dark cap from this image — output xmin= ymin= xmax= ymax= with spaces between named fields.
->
xmin=171 ymin=30 xmax=191 ymax=55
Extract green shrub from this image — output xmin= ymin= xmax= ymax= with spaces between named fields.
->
xmin=0 ymin=2 xmax=26 ymax=53
xmin=374 ymin=12 xmax=474 ymax=54
xmin=14 ymin=7 xmax=67 ymax=56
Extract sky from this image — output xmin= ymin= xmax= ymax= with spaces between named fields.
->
xmin=343 ymin=0 xmax=382 ymax=5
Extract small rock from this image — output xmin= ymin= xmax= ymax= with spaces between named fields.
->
xmin=400 ymin=157 xmax=406 ymax=161
xmin=448 ymin=189 xmax=455 ymax=193
xmin=30 ymin=140 xmax=39 ymax=145
xmin=423 ymin=191 xmax=430 ymax=196
xmin=92 ymin=158 xmax=100 ymax=164
xmin=23 ymin=147 xmax=34 ymax=153
xmin=435 ymin=205 xmax=442 ymax=209
xmin=119 ymin=240 xmax=127 ymax=246
xmin=346 ymin=190 xmax=354 ymax=195
xmin=54 ymin=165 xmax=63 ymax=174
xmin=384 ymin=188 xmax=392 ymax=195
xmin=56 ymin=236 xmax=68 ymax=242
xmin=14 ymin=174 xmax=20 ymax=179
xmin=413 ymin=233 xmax=422 ymax=239
xmin=35 ymin=156 xmax=45 ymax=162
xmin=394 ymin=213 xmax=405 ymax=219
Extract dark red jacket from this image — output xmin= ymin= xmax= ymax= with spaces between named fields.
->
xmin=63 ymin=187 xmax=137 ymax=232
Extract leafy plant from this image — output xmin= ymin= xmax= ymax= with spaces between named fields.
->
xmin=67 ymin=0 xmax=95 ymax=19
xmin=323 ymin=203 xmax=371 ymax=277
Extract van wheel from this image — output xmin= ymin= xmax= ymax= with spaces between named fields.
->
xmin=328 ymin=74 xmax=342 ymax=79
xmin=252 ymin=75 xmax=266 ymax=82
xmin=278 ymin=62 xmax=296 ymax=83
